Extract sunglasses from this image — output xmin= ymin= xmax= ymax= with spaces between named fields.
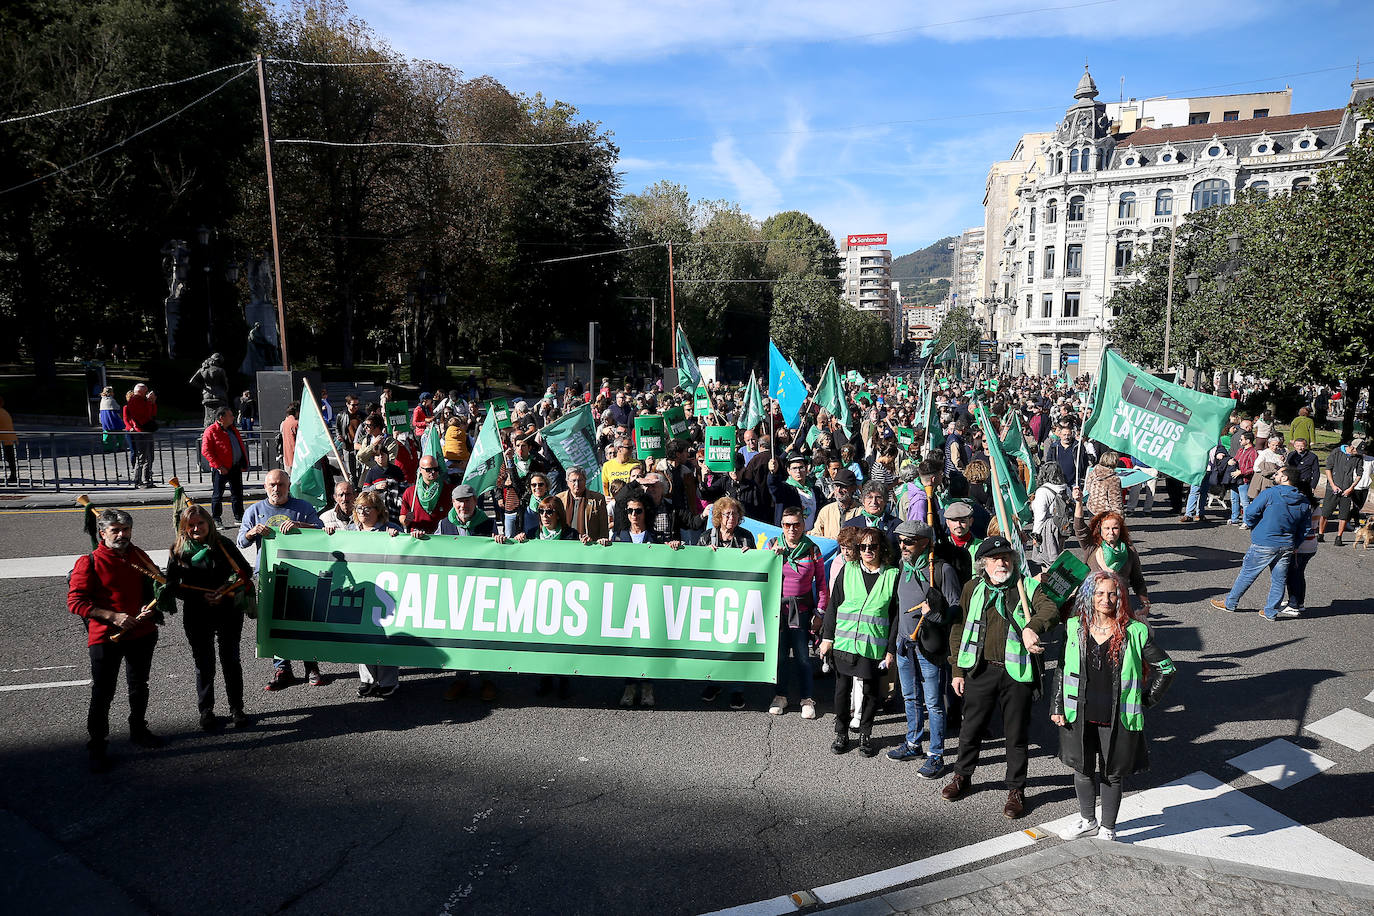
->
xmin=626 ymin=507 xmax=645 ymax=515
xmin=898 ymin=537 xmax=921 ymax=546
xmin=537 ymin=509 xmax=557 ymax=516
xmin=358 ymin=506 xmax=377 ymax=513
xmin=858 ymin=543 xmax=880 ymax=552
xmin=421 ymin=467 xmax=440 ymax=474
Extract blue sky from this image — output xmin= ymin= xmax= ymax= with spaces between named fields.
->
xmin=350 ymin=0 xmax=1374 ymax=256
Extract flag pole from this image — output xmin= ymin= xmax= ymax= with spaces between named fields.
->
xmin=977 ymin=408 xmax=1034 ymax=624
xmin=300 ymin=378 xmax=348 ymax=480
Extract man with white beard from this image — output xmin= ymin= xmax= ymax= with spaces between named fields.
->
xmin=939 ymin=536 xmax=1060 ymax=820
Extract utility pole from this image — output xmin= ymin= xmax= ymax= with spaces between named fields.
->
xmin=667 ymin=243 xmax=677 ymax=369
xmin=255 ymin=54 xmax=290 ymax=370
xmin=1162 ymin=209 xmax=1178 ymax=374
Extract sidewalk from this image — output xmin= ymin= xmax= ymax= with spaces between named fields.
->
xmin=0 ymin=482 xmax=264 ymax=511
xmin=817 ymin=841 xmax=1374 ymax=915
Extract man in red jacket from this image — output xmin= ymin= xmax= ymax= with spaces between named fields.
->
xmin=201 ymin=406 xmax=249 ymax=527
xmin=67 ymin=508 xmax=165 ymax=772
xmin=122 ymin=382 xmax=158 ymax=488
xmin=399 ymin=454 xmax=452 ymax=534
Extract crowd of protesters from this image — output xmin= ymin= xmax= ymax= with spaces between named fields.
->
xmin=67 ymin=362 xmax=1368 ymax=829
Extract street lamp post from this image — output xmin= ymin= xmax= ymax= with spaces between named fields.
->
xmin=1183 ymin=231 xmax=1242 ymax=388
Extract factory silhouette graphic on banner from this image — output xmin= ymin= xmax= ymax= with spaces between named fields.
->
xmin=269 ymin=566 xmax=369 ymax=626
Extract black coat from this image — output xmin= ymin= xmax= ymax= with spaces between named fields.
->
xmin=1050 ymin=621 xmax=1175 ymax=779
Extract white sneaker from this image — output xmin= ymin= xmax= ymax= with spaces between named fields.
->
xmin=619 ymin=684 xmax=637 ymax=708
xmin=639 ymin=683 xmax=655 ymax=708
xmin=768 ymin=695 xmax=787 ymax=716
xmin=1057 ymin=817 xmax=1100 ymax=840
xmin=850 ymin=714 xmax=862 ymax=730
xmin=800 ymin=698 xmax=817 ymax=719
xmin=1275 ymin=607 xmax=1301 ymax=619
xmin=1097 ymin=827 xmax=1117 ymax=841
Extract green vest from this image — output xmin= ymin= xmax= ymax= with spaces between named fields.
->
xmin=956 ymin=579 xmax=1033 ymax=682
xmin=1062 ymin=618 xmax=1151 ymax=730
xmin=834 ymin=562 xmax=897 ymax=661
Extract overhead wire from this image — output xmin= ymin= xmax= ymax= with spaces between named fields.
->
xmin=0 ymin=58 xmax=257 ymax=126
xmin=0 ymin=64 xmax=257 ymax=197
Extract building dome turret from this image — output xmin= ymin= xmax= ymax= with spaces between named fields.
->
xmin=1074 ymin=65 xmax=1098 ymax=101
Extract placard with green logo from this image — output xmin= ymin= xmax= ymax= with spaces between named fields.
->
xmin=635 ymin=415 xmax=667 ymax=459
xmin=704 ymin=426 xmax=737 ymax=473
xmin=490 ymin=398 xmax=512 ymax=430
xmin=1039 ymin=550 xmax=1091 ymax=605
xmin=694 ymin=384 xmax=711 ymax=415
xmin=664 ymin=405 xmax=689 ymax=440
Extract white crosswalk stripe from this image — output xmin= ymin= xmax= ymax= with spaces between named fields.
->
xmin=1306 ymin=709 xmax=1374 ymax=752
xmin=1226 ymin=738 xmax=1335 ymax=789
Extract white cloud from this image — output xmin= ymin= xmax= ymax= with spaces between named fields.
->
xmin=776 ymin=101 xmax=808 ymax=180
xmin=710 ymin=136 xmax=782 ymax=213
xmin=356 ymin=0 xmax=1274 ymax=71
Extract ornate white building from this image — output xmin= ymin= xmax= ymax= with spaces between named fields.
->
xmin=995 ymin=67 xmax=1374 ymax=377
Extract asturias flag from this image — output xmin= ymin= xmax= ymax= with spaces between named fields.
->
xmin=736 ymin=372 xmax=764 ymax=432
xmin=768 ymin=340 xmax=807 ymax=429
xmin=289 ymin=379 xmax=334 ymax=510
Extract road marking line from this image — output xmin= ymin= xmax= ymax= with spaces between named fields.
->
xmin=0 ymin=505 xmax=170 ymax=515
xmin=6 ymin=665 xmax=76 ymax=673
xmin=0 ymin=679 xmax=91 ymax=692
xmin=1039 ymin=770 xmax=1374 ymax=886
xmin=811 ymin=830 xmax=1036 ymax=904
xmin=1366 ymin=690 xmax=1374 ymax=704
xmin=697 ymin=894 xmax=798 ymax=916
xmin=1226 ymin=738 xmax=1335 ymax=789
xmin=1306 ymin=708 xmax=1374 ymax=752
xmin=0 ymin=545 xmax=255 ymax=579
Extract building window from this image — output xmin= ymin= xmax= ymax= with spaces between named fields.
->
xmin=1298 ymin=138 xmax=1311 ymax=150
xmin=1097 ymin=149 xmax=1106 ymax=169
xmin=1155 ymin=188 xmax=1173 ymax=216
xmin=1080 ymin=148 xmax=1093 ymax=171
xmin=1054 ymin=152 xmax=1064 ymax=174
xmin=1161 ymin=152 xmax=1173 ymax=163
xmin=1046 ymin=199 xmax=1058 ymax=223
xmin=1043 ymin=247 xmax=1055 ymax=278
xmin=1111 ymin=301 xmax=1124 ymax=317
xmin=1117 ymin=192 xmax=1137 ymax=219
xmin=1027 ymin=251 xmax=1034 ymax=276
xmin=1249 ymin=180 xmax=1270 ymax=199
xmin=1063 ymin=292 xmax=1081 ymax=318
xmin=1115 ymin=241 xmax=1134 ymax=275
xmin=1041 ymin=293 xmax=1053 ymax=318
xmin=1065 ymin=244 xmax=1082 ymax=277
xmin=1191 ymin=178 xmax=1231 ymax=210
xmin=1026 ymin=294 xmax=1033 ymax=315
xmin=1223 ymin=110 xmax=1239 ymax=121
xmin=1068 ymin=195 xmax=1085 ymax=221
xmin=1208 ymin=145 xmax=1221 ymax=157
xmin=1069 ymin=150 xmax=1079 ymax=172
xmin=1029 ymin=207 xmax=1036 ymax=235
xmin=1189 ymin=112 xmax=1210 ymax=125
xmin=1254 ymin=108 xmax=1269 ymax=118
xmin=1293 ymin=177 xmax=1312 ymax=191
xmin=1256 ymin=143 xmax=1269 ymax=153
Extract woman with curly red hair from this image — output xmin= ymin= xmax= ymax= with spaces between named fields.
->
xmin=1072 ymin=488 xmax=1150 ymax=618
xmin=1051 ymin=570 xmax=1176 ymax=841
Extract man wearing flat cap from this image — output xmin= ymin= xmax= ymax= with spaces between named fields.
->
xmin=888 ymin=521 xmax=963 ymax=779
xmin=809 ymin=468 xmax=861 ymax=540
xmin=937 ymin=499 xmax=980 ymax=585
xmin=941 ymin=536 xmax=1060 ymax=819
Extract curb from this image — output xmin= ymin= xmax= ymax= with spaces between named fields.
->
xmin=815 ymin=840 xmax=1374 ymax=915
xmin=0 ymin=486 xmax=266 ymax=511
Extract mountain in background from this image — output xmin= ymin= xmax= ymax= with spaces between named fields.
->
xmin=891 ymin=235 xmax=956 ymax=280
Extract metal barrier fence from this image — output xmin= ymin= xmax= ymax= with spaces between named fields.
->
xmin=0 ymin=430 xmax=270 ymax=493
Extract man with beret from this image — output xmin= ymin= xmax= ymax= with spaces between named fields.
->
xmin=810 ymin=468 xmax=861 ymax=540
xmin=888 ymin=521 xmax=962 ymax=779
xmin=941 ymin=536 xmax=1060 ymax=819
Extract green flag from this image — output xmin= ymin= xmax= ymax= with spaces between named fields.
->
xmin=675 ymin=325 xmax=701 ymax=390
xmin=934 ymin=341 xmax=957 ymax=364
xmin=1001 ymin=411 xmax=1037 ymax=496
xmin=814 ymin=359 xmax=851 ymax=434
xmin=289 ymin=380 xmax=334 ymax=510
xmin=922 ymin=381 xmax=944 ymax=451
xmin=540 ymin=404 xmax=603 ymax=493
xmin=737 ymin=372 xmax=764 ymax=431
xmin=461 ymin=404 xmax=504 ymax=497
xmin=1083 ymin=349 xmax=1235 ymax=486
xmin=975 ymin=406 xmax=1031 ymax=527
xmin=421 ymin=418 xmax=444 ymax=461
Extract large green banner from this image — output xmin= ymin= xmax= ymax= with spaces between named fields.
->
xmin=257 ymin=529 xmax=781 ymax=682
xmin=1084 ymin=349 xmax=1234 ymax=485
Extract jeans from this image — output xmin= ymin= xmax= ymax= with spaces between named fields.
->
xmin=1186 ymin=483 xmax=1203 ymax=518
xmin=1229 ymin=484 xmax=1252 ymax=524
xmin=1285 ymin=552 xmax=1314 ymax=610
xmin=184 ymin=609 xmax=243 ymax=714
xmin=895 ymin=636 xmax=946 ymax=756
xmin=775 ymin=622 xmax=813 ymax=700
xmin=88 ymin=631 xmax=158 ymax=746
xmin=211 ymin=466 xmax=245 ymax=522
xmin=1224 ymin=544 xmax=1294 ymax=618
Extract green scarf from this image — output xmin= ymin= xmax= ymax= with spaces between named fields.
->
xmin=528 ymin=492 xmax=542 ymax=512
xmin=180 ymin=540 xmax=211 ymax=567
xmin=1100 ymin=539 xmax=1130 ymax=572
xmin=539 ymin=525 xmax=564 ymax=540
xmin=781 ymin=536 xmax=817 ymax=572
xmin=783 ymin=474 xmax=813 ymax=491
xmin=415 ymin=477 xmax=443 ymax=514
xmin=860 ymin=509 xmax=885 ymax=526
xmin=901 ymin=551 xmax=931 ymax=583
xmin=446 ymin=506 xmax=489 ymax=532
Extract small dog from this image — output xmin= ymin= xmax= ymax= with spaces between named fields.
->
xmin=1353 ymin=518 xmax=1374 ymax=550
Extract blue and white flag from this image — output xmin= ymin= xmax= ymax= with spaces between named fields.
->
xmin=768 ymin=340 xmax=808 ymax=429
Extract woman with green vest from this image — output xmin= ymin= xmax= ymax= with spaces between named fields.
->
xmin=1051 ymin=570 xmax=1175 ymax=841
xmin=819 ymin=528 xmax=900 ymax=757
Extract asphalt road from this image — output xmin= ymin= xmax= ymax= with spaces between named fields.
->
xmin=1 ymin=502 xmax=1371 ymax=915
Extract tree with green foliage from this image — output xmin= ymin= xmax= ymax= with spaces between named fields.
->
xmin=762 ymin=210 xmax=843 ymax=375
